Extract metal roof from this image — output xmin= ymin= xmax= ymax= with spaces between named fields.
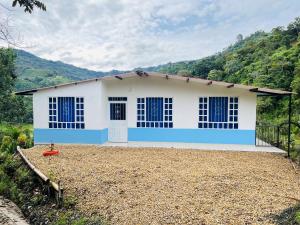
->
xmin=15 ymin=71 xmax=293 ymax=96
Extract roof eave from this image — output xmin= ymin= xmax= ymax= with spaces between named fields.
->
xmin=249 ymin=89 xmax=292 ymax=96
xmin=15 ymin=89 xmax=37 ymax=95
xmin=13 ymin=71 xmax=294 ymax=96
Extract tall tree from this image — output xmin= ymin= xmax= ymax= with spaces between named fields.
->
xmin=0 ymin=48 xmax=27 ymax=122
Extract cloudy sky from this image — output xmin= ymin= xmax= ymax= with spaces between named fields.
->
xmin=1 ymin=0 xmax=300 ymax=71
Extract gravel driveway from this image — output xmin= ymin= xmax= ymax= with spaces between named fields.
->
xmin=23 ymin=145 xmax=300 ymax=225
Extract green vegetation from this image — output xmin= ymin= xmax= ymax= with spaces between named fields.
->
xmin=158 ymin=18 xmax=300 ymax=122
xmin=0 ymin=123 xmax=106 ymax=224
xmin=12 ymin=0 xmax=46 ymax=13
xmin=1 ymin=16 xmax=300 ymax=224
xmin=13 ymin=18 xmax=300 ymax=126
xmin=15 ymin=50 xmax=123 ymax=92
xmin=0 ymin=48 xmax=32 ymax=123
xmin=156 ymin=17 xmax=300 ymax=160
xmin=274 ymin=204 xmax=300 ymax=224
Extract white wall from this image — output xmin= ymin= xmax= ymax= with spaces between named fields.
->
xmin=104 ymin=76 xmax=257 ymax=130
xmin=33 ymin=76 xmax=257 ymax=131
xmin=33 ymin=80 xmax=106 ymax=130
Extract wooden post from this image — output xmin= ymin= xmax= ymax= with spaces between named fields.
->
xmin=287 ymin=94 xmax=292 ymax=157
xmin=276 ymin=126 xmax=280 ymax=148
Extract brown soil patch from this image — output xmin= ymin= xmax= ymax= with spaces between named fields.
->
xmin=23 ymin=145 xmax=300 ymax=225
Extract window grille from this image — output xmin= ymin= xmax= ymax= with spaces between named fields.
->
xmin=137 ymin=97 xmax=173 ymax=128
xmin=49 ymin=97 xmax=85 ymax=129
xmin=198 ymin=97 xmax=238 ymax=129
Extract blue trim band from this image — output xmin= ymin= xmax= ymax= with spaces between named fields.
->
xmin=34 ymin=128 xmax=108 ymax=144
xmin=34 ymin=128 xmax=255 ymax=145
xmin=128 ymin=128 xmax=255 ymax=145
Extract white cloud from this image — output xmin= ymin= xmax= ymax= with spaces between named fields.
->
xmin=0 ymin=0 xmax=299 ymax=71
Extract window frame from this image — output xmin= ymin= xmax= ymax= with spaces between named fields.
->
xmin=48 ymin=96 xmax=85 ymax=129
xmin=198 ymin=96 xmax=238 ymax=129
xmin=136 ymin=97 xmax=173 ymax=128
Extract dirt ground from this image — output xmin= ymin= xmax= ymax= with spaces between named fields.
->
xmin=23 ymin=145 xmax=300 ymax=225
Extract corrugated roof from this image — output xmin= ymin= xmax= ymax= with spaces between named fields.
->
xmin=15 ymin=71 xmax=292 ymax=96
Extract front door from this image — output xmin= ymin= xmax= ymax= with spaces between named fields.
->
xmin=108 ymin=101 xmax=127 ymax=142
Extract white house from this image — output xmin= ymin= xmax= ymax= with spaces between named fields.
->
xmin=16 ymin=71 xmax=291 ymax=145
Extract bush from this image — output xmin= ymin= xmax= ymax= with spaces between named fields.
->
xmin=63 ymin=196 xmax=78 ymax=209
xmin=31 ymin=193 xmax=44 ymax=206
xmin=0 ymin=179 xmax=11 ymax=197
xmin=296 ymin=211 xmax=300 ymax=224
xmin=9 ymin=127 xmax=22 ymax=140
xmin=2 ymin=154 xmax=19 ymax=176
xmin=72 ymin=218 xmax=88 ymax=225
xmin=0 ymin=135 xmax=16 ymax=153
xmin=17 ymin=133 xmax=27 ymax=148
xmin=0 ymin=151 xmax=9 ymax=164
xmin=15 ymin=167 xmax=30 ymax=187
xmin=54 ymin=211 xmax=73 ymax=225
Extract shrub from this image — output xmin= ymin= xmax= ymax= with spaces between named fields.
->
xmin=23 ymin=128 xmax=33 ymax=148
xmin=0 ymin=151 xmax=9 ymax=164
xmin=0 ymin=136 xmax=15 ymax=153
xmin=296 ymin=211 xmax=300 ymax=224
xmin=2 ymin=154 xmax=19 ymax=176
xmin=54 ymin=211 xmax=73 ymax=225
xmin=63 ymin=196 xmax=78 ymax=209
xmin=0 ymin=179 xmax=11 ymax=197
xmin=9 ymin=183 xmax=21 ymax=203
xmin=72 ymin=217 xmax=88 ymax=225
xmin=9 ymin=127 xmax=21 ymax=140
xmin=15 ymin=167 xmax=30 ymax=187
xmin=31 ymin=193 xmax=44 ymax=206
xmin=17 ymin=133 xmax=27 ymax=148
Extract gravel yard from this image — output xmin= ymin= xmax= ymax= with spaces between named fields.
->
xmin=23 ymin=145 xmax=300 ymax=225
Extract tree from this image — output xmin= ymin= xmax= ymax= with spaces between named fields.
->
xmin=207 ymin=69 xmax=224 ymax=81
xmin=12 ymin=0 xmax=46 ymax=13
xmin=177 ymin=69 xmax=192 ymax=77
xmin=0 ymin=48 xmax=27 ymax=122
xmin=0 ymin=1 xmax=46 ymax=123
xmin=0 ymin=0 xmax=46 ymax=44
xmin=292 ymin=61 xmax=300 ymax=110
xmin=236 ymin=34 xmax=243 ymax=42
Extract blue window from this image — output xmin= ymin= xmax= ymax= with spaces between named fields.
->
xmin=49 ymin=97 xmax=85 ymax=129
xmin=58 ymin=97 xmax=75 ymax=122
xmin=137 ymin=97 xmax=173 ymax=128
xmin=146 ymin=98 xmax=163 ymax=121
xmin=198 ymin=97 xmax=238 ymax=129
xmin=209 ymin=97 xmax=228 ymax=122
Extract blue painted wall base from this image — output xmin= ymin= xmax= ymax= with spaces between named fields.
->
xmin=128 ymin=128 xmax=255 ymax=145
xmin=34 ymin=128 xmax=108 ymax=144
xmin=34 ymin=128 xmax=255 ymax=145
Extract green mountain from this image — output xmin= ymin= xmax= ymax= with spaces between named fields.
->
xmin=14 ymin=50 xmax=124 ymax=91
xmin=14 ymin=17 xmax=300 ymax=122
xmin=152 ymin=18 xmax=300 ymax=122
xmin=155 ymin=23 xmax=299 ymax=93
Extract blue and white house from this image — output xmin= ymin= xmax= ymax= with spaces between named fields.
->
xmin=16 ymin=72 xmax=291 ymax=145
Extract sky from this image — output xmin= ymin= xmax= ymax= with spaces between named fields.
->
xmin=0 ymin=0 xmax=300 ymax=71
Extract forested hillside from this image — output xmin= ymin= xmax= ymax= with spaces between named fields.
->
xmin=158 ymin=19 xmax=299 ymax=90
xmin=156 ymin=17 xmax=300 ymax=122
xmin=14 ymin=50 xmax=124 ymax=91
xmin=11 ymin=17 xmax=300 ymax=124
